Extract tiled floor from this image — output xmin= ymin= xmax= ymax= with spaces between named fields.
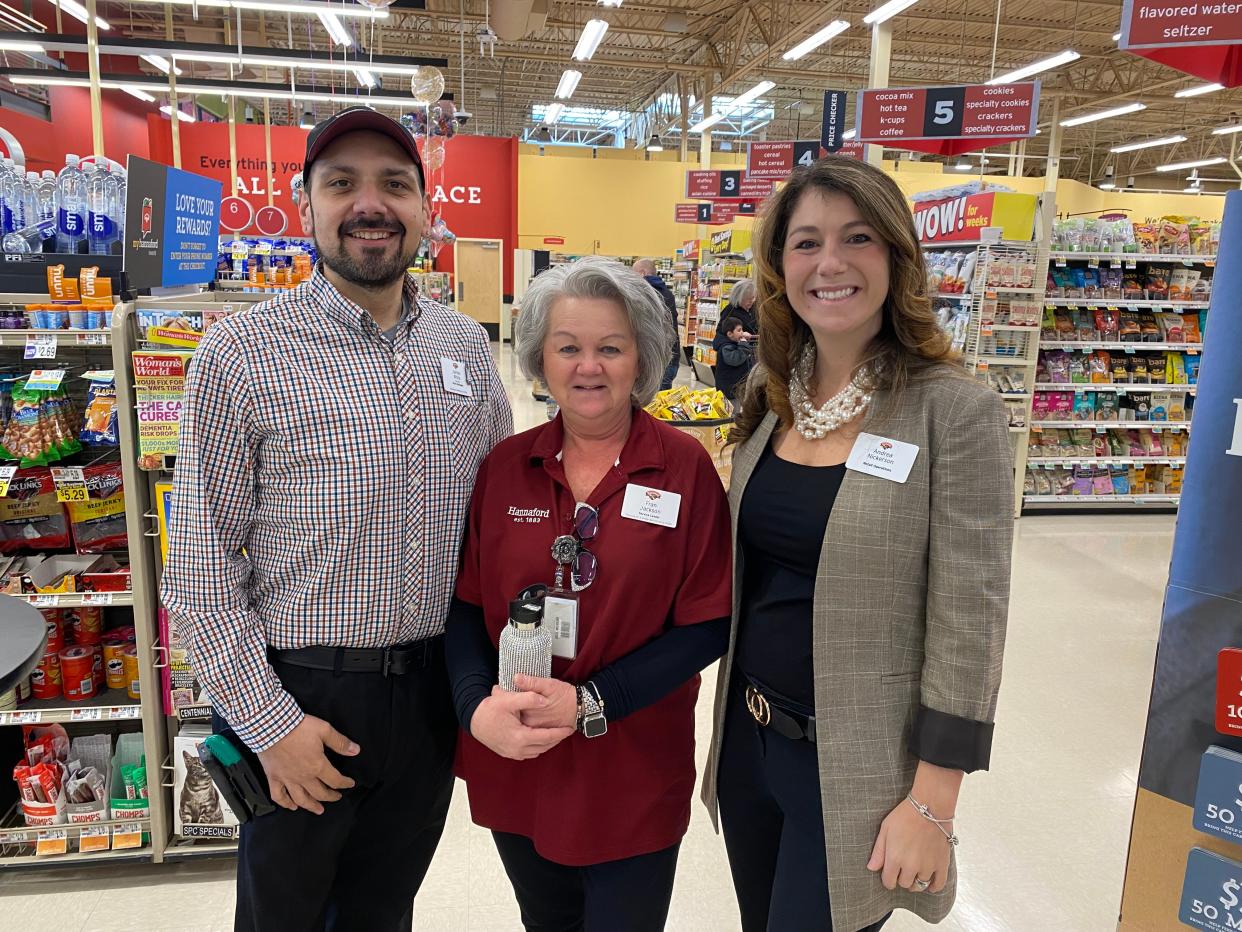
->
xmin=0 ymin=347 xmax=1172 ymax=931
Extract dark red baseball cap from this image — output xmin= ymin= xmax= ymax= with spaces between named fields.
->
xmin=303 ymin=106 xmax=425 ymax=191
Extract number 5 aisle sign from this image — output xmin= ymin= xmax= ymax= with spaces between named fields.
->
xmin=855 ymin=82 xmax=1040 ymax=156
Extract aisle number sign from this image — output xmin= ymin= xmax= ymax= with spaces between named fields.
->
xmin=684 ymin=170 xmax=774 ymax=200
xmin=855 ymin=82 xmax=1040 ymax=143
xmin=1119 ymin=0 xmax=1242 ymax=48
xmin=746 ymin=140 xmax=864 ymax=181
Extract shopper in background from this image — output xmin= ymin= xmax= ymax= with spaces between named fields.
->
xmin=163 ymin=107 xmax=512 ymax=932
xmin=446 ymin=256 xmax=731 ymax=932
xmin=722 ymin=278 xmax=759 ymax=337
xmin=700 ymin=156 xmax=1013 ymax=932
xmin=633 ymin=257 xmax=682 ymax=390
xmin=712 ymin=316 xmax=756 ymax=401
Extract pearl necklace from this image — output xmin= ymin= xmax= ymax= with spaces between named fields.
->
xmin=789 ymin=346 xmax=872 ymax=440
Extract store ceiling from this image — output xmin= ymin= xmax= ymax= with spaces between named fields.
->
xmin=6 ymin=0 xmax=1241 ymax=189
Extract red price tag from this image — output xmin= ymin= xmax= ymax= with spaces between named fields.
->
xmin=1217 ymin=649 xmax=1242 ymax=736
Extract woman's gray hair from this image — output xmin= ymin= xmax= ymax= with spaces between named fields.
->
xmin=515 ymin=256 xmax=675 ymax=406
xmin=729 ymin=278 xmax=756 ymax=307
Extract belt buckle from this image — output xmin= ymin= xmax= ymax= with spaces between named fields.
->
xmin=381 ymin=647 xmax=393 ymax=678
xmin=745 ymin=685 xmax=771 ymax=726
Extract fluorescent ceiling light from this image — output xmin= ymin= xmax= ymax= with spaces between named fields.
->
xmin=1112 ymin=32 xmax=1121 ymax=41
xmin=317 ymin=11 xmax=353 ymax=47
xmin=1156 ymin=156 xmax=1226 ymax=172
xmin=555 ymin=69 xmax=582 ymax=99
xmin=170 ymin=49 xmax=425 ymax=75
xmin=1110 ymin=134 xmax=1187 ymax=153
xmin=599 ymin=0 xmax=623 ymax=5
xmin=122 ymin=0 xmax=388 ymax=14
xmin=543 ymin=102 xmax=565 ymax=125
xmin=141 ymin=54 xmax=182 ymax=76
xmin=50 ymin=0 xmax=109 ymax=30
xmin=173 ymin=51 xmax=244 ymax=65
xmin=843 ymin=128 xmax=857 ymax=139
xmin=1098 ymin=181 xmax=1115 ymax=190
xmin=0 ymin=41 xmax=46 ymax=54
xmin=1173 ymin=82 xmax=1224 ymax=98
xmin=646 ymin=138 xmax=663 ymax=151
xmin=689 ymin=112 xmax=725 ymax=133
xmin=353 ymin=68 xmax=376 ymax=88
xmin=986 ymin=49 xmax=1079 ymax=85
xmin=124 ymin=87 xmax=157 ymax=102
xmin=729 ymin=80 xmax=776 ymax=111
xmin=1060 ymin=102 xmax=1145 ymax=127
xmin=782 ymin=20 xmax=850 ymax=60
xmin=863 ymin=0 xmax=919 ymax=25
xmin=160 ymin=104 xmax=195 ymax=122
xmin=6 ymin=73 xmax=418 ymax=107
xmin=573 ymin=19 xmax=609 ymax=61
xmin=1213 ymin=123 xmax=1242 ymax=136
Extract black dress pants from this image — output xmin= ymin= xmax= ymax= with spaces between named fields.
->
xmin=717 ymin=682 xmax=890 ymax=932
xmin=492 ymin=830 xmax=681 ymax=932
xmin=215 ymin=640 xmax=456 ymax=932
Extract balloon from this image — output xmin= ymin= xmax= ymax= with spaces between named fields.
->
xmin=409 ymin=66 xmax=446 ymax=106
xmin=290 ymin=172 xmax=304 ymax=206
xmin=435 ymin=100 xmax=457 ymax=137
xmin=424 ymin=137 xmax=445 ymax=171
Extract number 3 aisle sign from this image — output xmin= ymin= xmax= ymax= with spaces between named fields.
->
xmin=855 ymin=82 xmax=1040 ymax=156
xmin=684 ymin=171 xmax=775 ymax=200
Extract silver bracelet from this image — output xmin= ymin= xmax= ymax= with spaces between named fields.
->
xmin=906 ymin=793 xmax=960 ymax=847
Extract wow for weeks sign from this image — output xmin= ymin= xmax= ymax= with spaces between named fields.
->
xmin=911 ymin=191 xmax=1036 ymax=244
xmin=124 ymin=156 xmax=222 ymax=289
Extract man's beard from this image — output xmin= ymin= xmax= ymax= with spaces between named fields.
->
xmin=316 ymin=218 xmax=418 ymax=290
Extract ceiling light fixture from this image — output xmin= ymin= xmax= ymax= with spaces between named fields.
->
xmin=317 ymin=11 xmax=352 ymax=47
xmin=1109 ymin=134 xmax=1187 ymax=153
xmin=688 ymin=112 xmax=725 ymax=133
xmin=141 ymin=54 xmax=181 ymax=76
xmin=863 ymin=0 xmax=919 ymax=25
xmin=1174 ymin=82 xmax=1225 ymax=98
xmin=1098 ymin=166 xmax=1115 ymax=190
xmin=728 ymin=79 xmax=776 ymax=111
xmin=0 ymin=41 xmax=46 ymax=54
xmin=1112 ymin=32 xmax=1121 ymax=41
xmin=299 ymin=110 xmax=315 ymax=129
xmin=572 ymin=19 xmax=609 ymax=61
xmin=986 ymin=49 xmax=1080 ymax=85
xmin=160 ymin=104 xmax=195 ymax=122
xmin=1213 ymin=123 xmax=1242 ymax=136
xmin=952 ymin=157 xmax=971 ymax=170
xmin=555 ymin=69 xmax=582 ymax=99
xmin=782 ymin=20 xmax=850 ymax=61
xmin=124 ymin=87 xmax=157 ymax=102
xmin=646 ymin=135 xmax=663 ymax=151
xmin=121 ymin=0 xmax=388 ymax=15
xmin=353 ymin=68 xmax=376 ymax=88
xmin=599 ymin=0 xmax=623 ymax=6
xmin=843 ymin=128 xmax=857 ymax=139
xmin=1156 ymin=156 xmax=1227 ymax=172
xmin=544 ymin=102 xmax=566 ymax=125
xmin=1060 ymin=102 xmax=1146 ymax=127
xmin=49 ymin=0 xmax=109 ymax=30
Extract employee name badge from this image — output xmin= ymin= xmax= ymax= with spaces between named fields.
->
xmin=544 ymin=590 xmax=579 ymax=660
xmin=440 ymin=357 xmax=473 ymax=397
xmin=846 ymin=433 xmax=920 ymax=484
xmin=621 ymin=483 xmax=681 ymax=528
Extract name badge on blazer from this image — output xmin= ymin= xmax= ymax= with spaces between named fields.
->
xmin=846 ymin=433 xmax=919 ymax=484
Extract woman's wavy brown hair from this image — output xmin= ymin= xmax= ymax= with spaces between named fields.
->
xmin=730 ymin=156 xmax=959 ymax=445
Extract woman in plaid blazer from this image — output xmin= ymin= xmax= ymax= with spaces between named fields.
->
xmin=701 ymin=156 xmax=1013 ymax=931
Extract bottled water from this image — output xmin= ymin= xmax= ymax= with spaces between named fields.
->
xmin=0 ymin=158 xmax=17 ymax=235
xmin=36 ymin=172 xmax=56 ymax=226
xmin=114 ymin=168 xmax=126 ymax=241
xmin=4 ymin=218 xmax=56 ymax=254
xmin=55 ymin=154 xmax=87 ymax=254
xmin=87 ymin=162 xmax=119 ymax=254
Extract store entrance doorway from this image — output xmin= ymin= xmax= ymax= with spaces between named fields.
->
xmin=454 ymin=238 xmax=503 ymax=339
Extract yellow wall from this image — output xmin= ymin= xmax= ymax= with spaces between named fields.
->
xmin=516 ymin=146 xmax=1226 ymax=259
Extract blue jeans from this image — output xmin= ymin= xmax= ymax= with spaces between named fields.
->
xmin=660 ymin=351 xmax=681 ymax=392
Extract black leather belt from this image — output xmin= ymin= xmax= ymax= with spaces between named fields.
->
xmin=269 ymin=636 xmax=443 ymax=677
xmin=741 ymin=677 xmax=816 ymax=743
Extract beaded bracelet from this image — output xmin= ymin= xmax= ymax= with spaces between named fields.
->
xmin=906 ymin=793 xmax=960 ymax=847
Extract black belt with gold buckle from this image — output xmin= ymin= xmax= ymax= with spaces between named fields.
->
xmin=742 ymin=680 xmax=817 ymax=743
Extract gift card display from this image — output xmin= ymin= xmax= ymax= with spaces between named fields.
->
xmin=1217 ymin=650 xmax=1242 ymax=737
xmin=1194 ymin=747 xmax=1242 ymax=844
xmin=1180 ymin=848 xmax=1242 ymax=931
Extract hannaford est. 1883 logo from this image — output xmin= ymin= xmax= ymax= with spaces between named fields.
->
xmin=645 ymin=489 xmax=662 ymax=501
xmin=508 ymin=506 xmax=550 ymax=524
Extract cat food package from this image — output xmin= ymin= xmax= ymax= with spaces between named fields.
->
xmin=173 ymin=731 xmax=240 ymax=839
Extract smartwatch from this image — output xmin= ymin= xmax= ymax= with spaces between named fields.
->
xmin=577 ymin=682 xmax=607 ymax=738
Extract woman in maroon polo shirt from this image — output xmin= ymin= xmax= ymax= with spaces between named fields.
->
xmin=446 ymin=255 xmax=733 ymax=932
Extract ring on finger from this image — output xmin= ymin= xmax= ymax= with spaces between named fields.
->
xmin=913 ymin=877 xmax=932 ymax=892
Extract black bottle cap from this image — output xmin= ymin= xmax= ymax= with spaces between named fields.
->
xmin=508 ymin=598 xmax=543 ymax=627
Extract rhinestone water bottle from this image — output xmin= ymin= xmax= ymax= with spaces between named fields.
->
xmin=498 ymin=598 xmax=552 ymax=693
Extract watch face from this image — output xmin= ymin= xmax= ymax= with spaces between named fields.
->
xmin=583 ymin=716 xmax=607 ymax=738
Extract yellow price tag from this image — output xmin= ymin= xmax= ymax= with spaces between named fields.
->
xmin=57 ymin=486 xmax=88 ymax=503
xmin=0 ymin=465 xmax=16 ymax=498
xmin=79 ymin=825 xmax=111 ymax=853
xmin=112 ymin=823 xmax=144 ymax=850
xmin=36 ymin=829 xmax=68 ymax=857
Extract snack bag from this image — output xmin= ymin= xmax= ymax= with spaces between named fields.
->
xmin=1073 ymin=391 xmax=1095 ymax=421
xmin=1089 ymin=351 xmax=1111 ymax=383
xmin=1096 ymin=394 xmax=1119 ymax=421
xmin=65 ymin=463 xmax=127 ymax=553
xmin=1166 ymin=353 xmax=1188 ymax=385
xmin=1069 ymin=354 xmax=1089 ymax=384
xmin=0 ymin=468 xmax=71 ymax=553
xmin=1149 ymin=392 xmax=1171 ymax=422
xmin=1181 ymin=314 xmax=1202 ymax=343
xmin=1120 ymin=312 xmax=1142 ymax=342
xmin=1053 ymin=392 xmax=1074 ymax=421
xmin=1157 ymin=314 xmax=1183 ymax=343
xmin=47 ymin=265 xmax=81 ymax=303
xmin=1092 ymin=466 xmax=1114 ymax=496
xmin=1138 ymin=312 xmax=1161 ymax=342
xmin=80 ymin=379 xmax=119 ymax=446
xmin=1111 ymin=466 xmax=1130 ymax=495
xmin=1032 ymin=393 xmax=1051 ymax=421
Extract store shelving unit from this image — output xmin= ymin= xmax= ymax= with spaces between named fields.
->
xmin=1024 ymin=250 xmax=1213 ymax=512
xmin=692 ymin=254 xmax=752 ymax=387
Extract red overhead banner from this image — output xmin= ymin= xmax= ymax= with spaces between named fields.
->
xmin=1119 ymin=0 xmax=1242 ymax=87
xmin=685 ymin=170 xmax=775 ymax=200
xmin=746 ymin=140 xmax=865 ymax=180
xmin=675 ymin=203 xmax=703 ymax=223
xmin=856 ymin=82 xmax=1040 ymax=156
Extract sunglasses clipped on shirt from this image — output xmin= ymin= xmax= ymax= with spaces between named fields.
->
xmin=546 ymin=502 xmax=599 ymax=593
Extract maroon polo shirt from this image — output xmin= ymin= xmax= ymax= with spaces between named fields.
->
xmin=454 ymin=409 xmax=732 ymax=865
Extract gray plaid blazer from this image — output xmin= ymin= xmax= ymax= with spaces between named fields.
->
xmin=701 ymin=371 xmax=1013 ymax=930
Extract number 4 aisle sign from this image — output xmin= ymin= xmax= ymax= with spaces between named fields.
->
xmin=855 ymin=82 xmax=1040 ymax=156
xmin=746 ymin=141 xmax=866 ymax=181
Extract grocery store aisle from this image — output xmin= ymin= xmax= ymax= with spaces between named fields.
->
xmin=0 ymin=345 xmax=1171 ymax=931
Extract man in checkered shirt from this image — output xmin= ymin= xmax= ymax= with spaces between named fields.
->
xmin=162 ymin=108 xmax=512 ymax=931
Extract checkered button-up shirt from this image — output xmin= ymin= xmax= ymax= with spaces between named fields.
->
xmin=161 ymin=269 xmax=513 ymax=751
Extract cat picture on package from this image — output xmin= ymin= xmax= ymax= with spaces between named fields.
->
xmin=180 ymin=749 xmax=225 ymax=825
